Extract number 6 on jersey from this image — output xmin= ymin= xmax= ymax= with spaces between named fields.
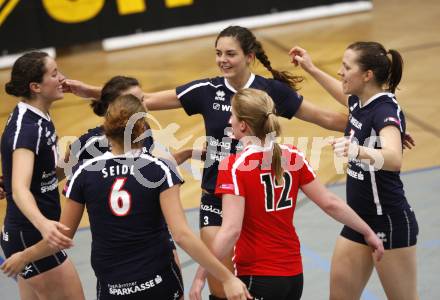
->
xmin=109 ymin=178 xmax=132 ymax=216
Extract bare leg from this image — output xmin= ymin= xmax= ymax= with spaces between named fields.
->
xmin=374 ymin=246 xmax=419 ymax=300
xmin=18 ymin=276 xmax=39 ymax=300
xmin=25 ymin=259 xmax=85 ymax=300
xmin=330 ymin=236 xmax=374 ymax=300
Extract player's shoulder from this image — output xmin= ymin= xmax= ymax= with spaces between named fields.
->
xmin=79 ymin=126 xmax=104 ymax=141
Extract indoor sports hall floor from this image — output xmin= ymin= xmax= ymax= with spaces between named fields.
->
xmin=1 ymin=167 xmax=439 ymax=299
xmin=1 ymin=0 xmax=439 ymax=298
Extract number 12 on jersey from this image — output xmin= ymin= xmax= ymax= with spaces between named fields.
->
xmin=109 ymin=178 xmax=132 ymax=216
xmin=260 ymin=172 xmax=293 ymax=212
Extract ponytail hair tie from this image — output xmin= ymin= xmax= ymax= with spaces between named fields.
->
xmin=265 ymin=112 xmax=273 ymax=118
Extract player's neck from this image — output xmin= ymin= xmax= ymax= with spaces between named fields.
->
xmin=109 ymin=141 xmax=125 ymax=155
xmin=357 ymin=85 xmax=384 ymax=105
xmin=22 ymin=98 xmax=51 ymax=115
xmin=227 ymin=71 xmax=252 ymax=91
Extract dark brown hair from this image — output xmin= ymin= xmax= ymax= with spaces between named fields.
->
xmin=348 ymin=41 xmax=403 ymax=93
xmin=91 ymin=76 xmax=140 ymax=116
xmin=5 ymin=51 xmax=49 ymax=99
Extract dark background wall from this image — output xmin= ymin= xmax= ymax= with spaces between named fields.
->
xmin=0 ymin=0 xmax=362 ymax=55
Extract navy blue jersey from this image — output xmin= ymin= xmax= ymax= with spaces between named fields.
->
xmin=345 ymin=93 xmax=409 ymax=215
xmin=64 ymin=150 xmax=182 ymax=282
xmin=70 ymin=125 xmax=154 ymax=161
xmin=176 ymin=74 xmax=303 ymax=192
xmin=1 ymin=102 xmax=60 ymax=230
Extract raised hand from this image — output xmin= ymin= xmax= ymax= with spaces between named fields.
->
xmin=289 ymin=46 xmax=315 ymax=72
xmin=62 ymin=79 xmax=101 ymax=99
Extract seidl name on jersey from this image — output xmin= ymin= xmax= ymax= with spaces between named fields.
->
xmin=102 ymin=164 xmax=135 ymax=178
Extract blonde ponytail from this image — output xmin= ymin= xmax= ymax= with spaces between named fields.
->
xmin=231 ymin=88 xmax=283 ymax=182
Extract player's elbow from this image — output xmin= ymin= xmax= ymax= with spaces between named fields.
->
xmin=221 ymin=223 xmax=241 ymax=244
xmin=171 ymin=227 xmax=193 ymax=247
xmin=11 ymin=185 xmax=26 ymax=202
xmin=320 ymin=192 xmax=341 ymax=215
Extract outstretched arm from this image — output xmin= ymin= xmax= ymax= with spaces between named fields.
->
xmin=1 ymin=199 xmax=84 ymax=277
xmin=143 ymin=90 xmax=182 ymax=111
xmin=63 ymin=79 xmax=182 ymax=111
xmin=12 ymin=149 xmax=72 ymax=249
xmin=295 ymin=100 xmax=348 ymax=132
xmin=190 ymin=194 xmax=245 ymax=300
xmin=160 ymin=186 xmax=250 ymax=300
xmin=289 ymin=46 xmax=348 ymax=107
xmin=301 ymin=179 xmax=384 ymax=261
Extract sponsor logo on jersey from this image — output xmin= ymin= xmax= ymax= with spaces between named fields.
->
xmin=349 ymin=115 xmax=362 ymax=130
xmin=215 ymin=90 xmax=226 ymax=101
xmin=221 ymin=104 xmax=231 ymax=112
xmin=384 ymin=116 xmax=400 ymax=126
xmin=200 ymin=204 xmax=222 ymax=216
xmin=347 ymin=168 xmax=364 ymax=181
xmin=108 ymin=274 xmax=163 ymax=296
xmin=218 ymin=183 xmax=234 ymax=191
xmin=212 ymin=103 xmax=231 ymax=112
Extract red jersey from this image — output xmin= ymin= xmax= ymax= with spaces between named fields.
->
xmin=215 ymin=144 xmax=316 ymax=276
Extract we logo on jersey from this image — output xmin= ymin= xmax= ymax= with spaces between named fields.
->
xmin=212 ymin=103 xmax=231 ymax=112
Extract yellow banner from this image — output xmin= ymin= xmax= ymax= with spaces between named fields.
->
xmin=42 ymin=0 xmax=105 ymax=23
xmin=165 ymin=0 xmax=193 ymax=8
xmin=117 ymin=0 xmax=146 ymax=15
xmin=0 ymin=0 xmax=20 ymax=27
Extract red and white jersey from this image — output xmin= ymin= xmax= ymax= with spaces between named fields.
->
xmin=215 ymin=144 xmax=316 ymax=276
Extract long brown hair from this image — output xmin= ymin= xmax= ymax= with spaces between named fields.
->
xmin=231 ymin=88 xmax=283 ymax=182
xmin=216 ymin=26 xmax=303 ymax=91
xmin=103 ymin=94 xmax=147 ymax=150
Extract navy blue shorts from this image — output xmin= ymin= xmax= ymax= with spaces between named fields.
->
xmin=96 ymin=260 xmax=184 ymax=299
xmin=239 ymin=273 xmax=303 ymax=300
xmin=341 ymin=207 xmax=419 ymax=249
xmin=1 ymin=227 xmax=67 ymax=279
xmin=199 ymin=192 xmax=223 ymax=228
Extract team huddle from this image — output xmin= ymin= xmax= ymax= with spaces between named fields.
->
xmin=0 ymin=26 xmax=419 ymax=300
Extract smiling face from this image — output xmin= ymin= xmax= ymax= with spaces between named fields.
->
xmin=37 ymin=57 xmax=66 ymax=102
xmin=338 ymin=49 xmax=369 ymax=95
xmin=215 ymin=36 xmax=253 ymax=81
